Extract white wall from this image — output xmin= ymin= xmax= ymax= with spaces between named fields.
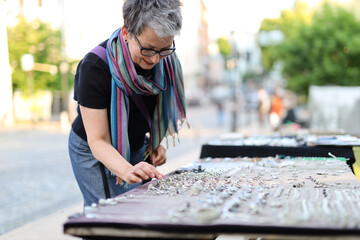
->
xmin=309 ymin=86 xmax=360 ymax=136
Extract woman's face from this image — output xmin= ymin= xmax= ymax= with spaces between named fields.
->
xmin=123 ymin=27 xmax=174 ymax=70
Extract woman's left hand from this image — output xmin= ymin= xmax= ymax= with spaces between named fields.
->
xmin=151 ymin=145 xmax=166 ymax=166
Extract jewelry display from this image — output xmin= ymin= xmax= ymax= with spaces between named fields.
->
xmin=80 ymin=156 xmax=360 ymax=231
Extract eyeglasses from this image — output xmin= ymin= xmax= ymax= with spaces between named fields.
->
xmin=133 ymin=35 xmax=176 ymax=57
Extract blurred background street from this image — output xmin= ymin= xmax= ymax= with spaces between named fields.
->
xmin=0 ymin=124 xmax=81 ymax=235
xmin=1 ymin=0 xmax=360 ymax=238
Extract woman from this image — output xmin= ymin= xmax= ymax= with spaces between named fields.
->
xmin=68 ymin=0 xmax=186 ymax=207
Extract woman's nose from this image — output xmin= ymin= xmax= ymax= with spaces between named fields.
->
xmin=149 ymin=54 xmax=161 ymax=64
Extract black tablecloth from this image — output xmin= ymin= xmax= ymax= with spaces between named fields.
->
xmin=200 ymin=144 xmax=355 ymax=168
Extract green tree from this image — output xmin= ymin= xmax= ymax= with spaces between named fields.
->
xmin=217 ymin=37 xmax=232 ymax=60
xmin=7 ymin=17 xmax=63 ymax=94
xmin=258 ymin=3 xmax=360 ymax=95
xmin=258 ymin=2 xmax=311 ymax=72
xmin=283 ymin=4 xmax=360 ymax=95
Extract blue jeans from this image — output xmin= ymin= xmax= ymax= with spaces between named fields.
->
xmin=68 ymin=129 xmax=146 ymax=207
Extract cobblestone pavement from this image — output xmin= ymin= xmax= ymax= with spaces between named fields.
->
xmin=0 ymin=126 xmax=82 ymax=235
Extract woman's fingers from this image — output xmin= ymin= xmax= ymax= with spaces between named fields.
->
xmin=131 ymin=162 xmax=163 ymax=181
xmin=144 ymin=163 xmax=163 ymax=179
xmin=149 ymin=164 xmax=163 ymax=179
xmin=133 ymin=163 xmax=154 ymax=179
xmin=128 ymin=175 xmax=142 ymax=184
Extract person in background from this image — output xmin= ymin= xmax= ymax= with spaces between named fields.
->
xmin=216 ymin=101 xmax=225 ymax=126
xmin=68 ymin=0 xmax=187 ymax=207
xmin=269 ymin=90 xmax=283 ymax=131
xmin=257 ymin=88 xmax=271 ymax=127
xmin=282 ymin=90 xmax=298 ymax=124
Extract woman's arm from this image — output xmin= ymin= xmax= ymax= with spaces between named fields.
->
xmin=80 ymin=105 xmax=163 ymax=184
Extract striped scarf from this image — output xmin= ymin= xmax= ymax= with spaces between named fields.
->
xmin=106 ymin=27 xmax=187 ymax=183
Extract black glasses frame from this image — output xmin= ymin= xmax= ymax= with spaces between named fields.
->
xmin=133 ymin=35 xmax=176 ymax=57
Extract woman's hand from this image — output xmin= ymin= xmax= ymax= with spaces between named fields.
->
xmin=79 ymin=106 xmax=164 ymax=185
xmin=123 ymin=145 xmax=166 ymax=184
xmin=151 ymin=145 xmax=167 ymax=166
xmin=124 ymin=162 xmax=163 ymax=184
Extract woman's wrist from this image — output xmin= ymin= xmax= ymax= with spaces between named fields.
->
xmin=112 ymin=158 xmax=133 ymax=180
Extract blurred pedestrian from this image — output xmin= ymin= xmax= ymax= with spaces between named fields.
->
xmin=269 ymin=90 xmax=283 ymax=131
xmin=282 ymin=90 xmax=297 ymax=124
xmin=68 ymin=0 xmax=186 ymax=207
xmin=216 ymin=101 xmax=225 ymax=126
xmin=257 ymin=88 xmax=270 ymax=127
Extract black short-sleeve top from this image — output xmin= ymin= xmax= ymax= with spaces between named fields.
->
xmin=71 ymin=40 xmax=157 ymax=151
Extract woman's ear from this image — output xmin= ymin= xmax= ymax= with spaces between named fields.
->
xmin=122 ymin=27 xmax=129 ymax=42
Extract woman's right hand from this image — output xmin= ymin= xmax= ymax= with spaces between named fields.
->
xmin=124 ymin=162 xmax=163 ymax=184
xmin=79 ymin=106 xmax=163 ymax=185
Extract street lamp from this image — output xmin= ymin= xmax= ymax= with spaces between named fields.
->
xmin=228 ymin=32 xmax=240 ymax=132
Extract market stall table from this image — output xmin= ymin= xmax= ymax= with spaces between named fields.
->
xmin=200 ymin=135 xmax=360 ymax=174
xmin=64 ymin=157 xmax=360 ymax=240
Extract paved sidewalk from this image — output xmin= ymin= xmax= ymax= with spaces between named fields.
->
xmin=0 ymin=148 xmax=200 ymax=240
xmin=0 ymin=203 xmax=82 ymax=240
xmin=0 ymin=124 xmax=82 ymax=235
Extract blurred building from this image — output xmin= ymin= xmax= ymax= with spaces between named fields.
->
xmin=179 ymin=0 xmax=209 ymax=106
xmin=232 ymin=31 xmax=263 ymax=81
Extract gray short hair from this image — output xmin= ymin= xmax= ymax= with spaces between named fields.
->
xmin=123 ymin=0 xmax=182 ymax=38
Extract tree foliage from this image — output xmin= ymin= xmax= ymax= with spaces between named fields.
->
xmin=258 ymin=2 xmax=360 ymax=95
xmin=217 ymin=37 xmax=232 ymax=60
xmin=258 ymin=2 xmax=312 ymax=73
xmin=7 ymin=17 xmax=63 ymax=94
